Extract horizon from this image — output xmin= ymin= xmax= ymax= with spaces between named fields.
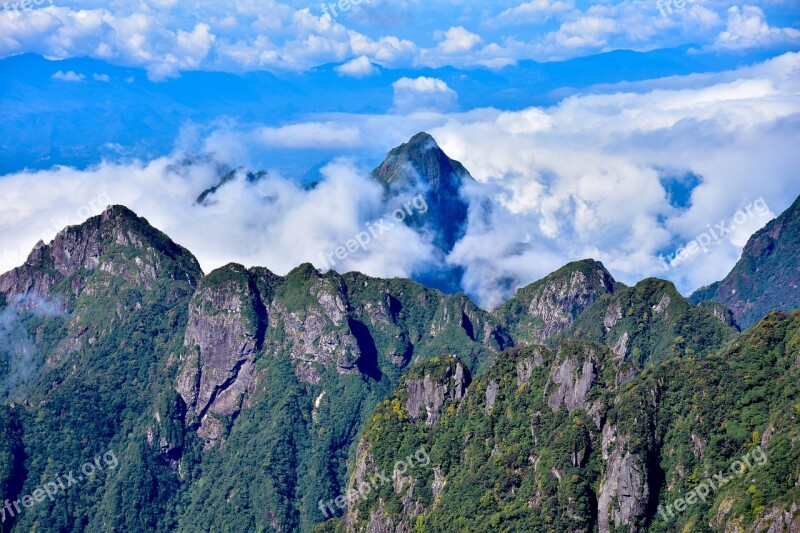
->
xmin=1 ymin=0 xmax=799 ymax=308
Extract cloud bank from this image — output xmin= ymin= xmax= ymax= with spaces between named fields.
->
xmin=0 ymin=52 xmax=798 ymax=309
xmin=0 ymin=1 xmax=796 ymax=78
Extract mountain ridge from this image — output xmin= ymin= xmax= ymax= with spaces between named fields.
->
xmin=691 ymin=195 xmax=800 ymax=329
xmin=0 ymin=201 xmax=797 ymax=532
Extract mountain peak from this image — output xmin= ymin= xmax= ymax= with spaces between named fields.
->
xmin=0 ymin=205 xmax=202 ymax=298
xmin=406 ymin=131 xmax=438 ymax=149
xmin=495 ymin=258 xmax=618 ymax=345
xmin=690 ymin=194 xmax=800 ymax=328
xmin=372 ymin=132 xmax=471 ymax=190
xmin=370 ymin=133 xmax=474 ymax=268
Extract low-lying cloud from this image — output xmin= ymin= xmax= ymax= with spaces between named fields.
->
xmin=0 ymin=52 xmax=798 ymax=309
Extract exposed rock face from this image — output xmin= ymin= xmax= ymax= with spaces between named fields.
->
xmin=497 ymin=259 xmax=617 ymax=345
xmin=345 ymin=359 xmax=469 ymax=532
xmin=746 ymin=502 xmax=800 ymax=533
xmin=363 ymin=508 xmax=397 ymax=533
xmin=432 ymin=466 xmax=446 ymax=500
xmin=652 ymin=294 xmax=671 ymax=315
xmin=0 ymin=205 xmax=202 ymax=300
xmin=691 ymin=433 xmax=706 ymax=459
xmin=604 ymin=300 xmax=624 ymax=331
xmin=405 ymin=359 xmax=467 ymax=426
xmin=547 ymin=350 xmax=598 ymax=412
xmin=271 ymin=294 xmax=361 ymax=384
xmin=598 ymin=424 xmax=649 ymax=533
xmin=516 ymin=357 xmax=537 ymax=386
xmin=345 ymin=438 xmax=419 ymax=533
xmin=485 ymin=380 xmax=500 ymax=413
xmin=171 ymin=263 xmax=500 ymax=446
xmin=698 ymin=300 xmax=739 ymax=328
xmin=176 ymin=264 xmax=265 ymax=442
xmin=612 ymin=332 xmax=630 ymax=358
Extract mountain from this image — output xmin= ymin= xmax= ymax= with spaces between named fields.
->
xmin=333 ymin=311 xmax=800 ymax=533
xmin=559 ymin=277 xmax=740 ymax=366
xmin=0 ymin=205 xmax=797 ymax=532
xmin=691 ymin=195 xmax=800 ymax=329
xmin=0 ymin=206 xmax=508 ymax=532
xmin=370 ymin=132 xmax=473 ymax=293
xmin=371 ymin=132 xmax=472 ymax=254
xmin=494 ymin=259 xmax=619 ymax=345
xmin=195 ymin=132 xmax=473 ymax=293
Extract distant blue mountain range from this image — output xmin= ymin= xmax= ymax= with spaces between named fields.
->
xmin=0 ymin=47 xmax=787 ymax=176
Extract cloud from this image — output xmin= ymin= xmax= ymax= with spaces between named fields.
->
xmin=52 ymin=70 xmax=84 ymax=81
xmin=548 ymin=16 xmax=619 ymax=49
xmin=492 ymin=0 xmax=575 ymax=26
xmin=0 ymin=155 xmax=437 ymax=283
xmin=1 ymin=52 xmax=799 ymax=310
xmin=711 ymin=5 xmax=800 ymax=50
xmin=0 ymin=0 xmax=796 ymax=76
xmin=256 ymin=123 xmax=363 ymax=149
xmin=392 ymin=77 xmax=459 ymax=113
xmin=436 ymin=26 xmax=483 ymax=55
xmin=424 ymin=55 xmax=800 ymax=305
xmin=335 ymin=55 xmax=379 ymax=77
xmin=92 ymin=73 xmax=109 ymax=82
xmin=0 ymin=293 xmax=63 ymax=400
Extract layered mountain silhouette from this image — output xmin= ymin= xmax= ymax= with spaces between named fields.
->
xmin=691 ymin=195 xmax=800 ymax=329
xmin=196 ymin=132 xmax=472 ymax=293
xmin=0 ymin=194 xmax=797 ymax=532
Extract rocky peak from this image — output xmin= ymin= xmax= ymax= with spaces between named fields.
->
xmin=0 ymin=205 xmax=202 ymax=298
xmin=691 ymin=194 xmax=800 ymax=329
xmin=372 ymin=132 xmax=471 ymax=191
xmin=495 ymin=259 xmax=617 ymax=345
xmin=371 ymin=132 xmax=473 ymax=258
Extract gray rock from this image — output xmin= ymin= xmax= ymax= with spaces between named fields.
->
xmin=547 ymin=352 xmax=597 ymax=412
xmin=485 ymin=380 xmax=500 ymax=413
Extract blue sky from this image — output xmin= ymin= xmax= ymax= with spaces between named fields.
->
xmin=0 ymin=0 xmax=799 ymax=308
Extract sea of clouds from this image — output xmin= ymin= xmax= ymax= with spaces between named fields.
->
xmin=0 ymin=52 xmax=798 ymax=308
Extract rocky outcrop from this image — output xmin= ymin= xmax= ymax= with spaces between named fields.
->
xmin=652 ymin=294 xmax=671 ymax=315
xmin=272 ymin=299 xmax=361 ymax=384
xmin=405 ymin=358 xmax=467 ymax=426
xmin=746 ymin=502 xmax=800 ymax=532
xmin=546 ymin=349 xmax=598 ymax=412
xmin=604 ymin=300 xmax=624 ymax=331
xmin=612 ymin=332 xmax=630 ymax=358
xmin=598 ymin=424 xmax=649 ymax=533
xmin=496 ymin=259 xmax=616 ymax=345
xmin=485 ymin=380 xmax=500 ymax=413
xmin=176 ymin=264 xmax=265 ymax=443
xmin=516 ymin=351 xmax=544 ymax=387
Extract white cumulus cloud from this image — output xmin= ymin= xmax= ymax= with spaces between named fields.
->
xmin=392 ymin=76 xmax=459 ymax=113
